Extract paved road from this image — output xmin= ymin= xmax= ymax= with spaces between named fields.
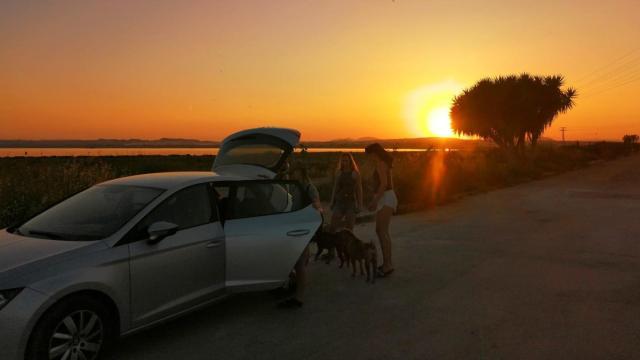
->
xmin=108 ymin=155 xmax=640 ymax=360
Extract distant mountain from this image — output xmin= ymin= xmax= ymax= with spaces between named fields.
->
xmin=0 ymin=136 xmax=485 ymax=150
xmin=302 ymin=137 xmax=479 ymax=149
xmin=356 ymin=136 xmax=379 ymax=141
xmin=303 ymin=137 xmax=485 ymax=150
xmin=330 ymin=136 xmax=379 ymax=142
xmin=0 ymin=138 xmax=219 ymax=148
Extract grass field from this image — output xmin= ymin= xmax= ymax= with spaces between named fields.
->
xmin=0 ymin=142 xmax=634 ymax=229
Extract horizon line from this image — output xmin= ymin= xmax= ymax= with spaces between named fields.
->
xmin=0 ymin=137 xmax=625 ymax=144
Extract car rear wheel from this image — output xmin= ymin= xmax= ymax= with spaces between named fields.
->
xmin=26 ymin=295 xmax=117 ymax=360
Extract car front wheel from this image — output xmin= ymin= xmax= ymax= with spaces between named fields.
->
xmin=26 ymin=295 xmax=117 ymax=360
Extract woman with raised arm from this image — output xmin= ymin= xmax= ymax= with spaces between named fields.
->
xmin=329 ymin=153 xmax=363 ymax=232
xmin=365 ymin=143 xmax=396 ymax=278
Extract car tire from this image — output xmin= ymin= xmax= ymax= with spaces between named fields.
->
xmin=25 ymin=295 xmax=117 ymax=360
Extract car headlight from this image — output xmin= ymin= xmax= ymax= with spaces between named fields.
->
xmin=0 ymin=288 xmax=23 ymax=310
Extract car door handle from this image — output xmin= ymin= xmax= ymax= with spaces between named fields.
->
xmin=287 ymin=229 xmax=310 ymax=237
xmin=206 ymin=240 xmax=223 ymax=248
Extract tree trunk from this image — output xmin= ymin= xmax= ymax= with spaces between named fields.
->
xmin=531 ymin=134 xmax=540 ymax=147
xmin=516 ymin=132 xmax=526 ymax=155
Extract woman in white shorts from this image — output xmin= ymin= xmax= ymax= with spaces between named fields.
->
xmin=365 ymin=143 xmax=396 ymax=277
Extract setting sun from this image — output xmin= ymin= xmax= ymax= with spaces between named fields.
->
xmin=404 ymin=80 xmax=463 ymax=138
xmin=427 ymin=107 xmax=454 ymax=137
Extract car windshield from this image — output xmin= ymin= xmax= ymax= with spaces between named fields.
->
xmin=17 ymin=184 xmax=164 ymax=241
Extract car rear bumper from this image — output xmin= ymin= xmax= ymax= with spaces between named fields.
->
xmin=0 ymin=287 xmax=49 ymax=360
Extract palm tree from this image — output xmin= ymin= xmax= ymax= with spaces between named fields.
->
xmin=527 ymin=75 xmax=577 ymax=146
xmin=450 ymin=74 xmax=577 ymax=152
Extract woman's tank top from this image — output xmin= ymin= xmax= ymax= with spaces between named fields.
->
xmin=373 ymin=167 xmax=393 ymax=191
xmin=335 ymin=170 xmax=357 ymax=203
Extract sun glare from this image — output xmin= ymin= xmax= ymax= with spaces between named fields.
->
xmin=404 ymin=80 xmax=463 ymax=138
xmin=427 ymin=107 xmax=454 ymax=137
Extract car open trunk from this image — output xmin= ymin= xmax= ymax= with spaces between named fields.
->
xmin=212 ymin=127 xmax=300 ymax=179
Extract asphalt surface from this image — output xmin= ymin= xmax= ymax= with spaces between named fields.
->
xmin=107 ymin=155 xmax=640 ymax=360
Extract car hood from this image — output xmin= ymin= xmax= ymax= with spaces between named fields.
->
xmin=0 ymin=229 xmax=105 ymax=286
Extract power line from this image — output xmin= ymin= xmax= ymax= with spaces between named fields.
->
xmin=570 ymin=47 xmax=640 ymax=99
xmin=580 ymin=72 xmax=640 ymax=99
xmin=585 ymin=67 xmax=640 ymax=92
xmin=574 ymin=48 xmax=640 ymax=84
xmin=578 ymin=75 xmax=639 ymax=99
xmin=576 ymin=55 xmax=640 ymax=90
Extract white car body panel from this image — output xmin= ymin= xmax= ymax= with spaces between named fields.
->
xmin=128 ymin=221 xmax=226 ymax=327
xmin=224 ymin=204 xmax=318 ymax=290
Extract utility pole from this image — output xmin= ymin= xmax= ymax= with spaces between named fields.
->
xmin=560 ymin=127 xmax=567 ymax=143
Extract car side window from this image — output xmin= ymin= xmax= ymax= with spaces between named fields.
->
xmin=212 ymin=185 xmax=232 ymax=220
xmin=224 ymin=181 xmax=310 ymax=219
xmin=125 ymin=184 xmax=217 ymax=242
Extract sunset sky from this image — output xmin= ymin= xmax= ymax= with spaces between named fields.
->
xmin=1 ymin=0 xmax=639 ymax=141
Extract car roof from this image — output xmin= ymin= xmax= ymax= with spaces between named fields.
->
xmin=101 ymin=171 xmax=248 ymax=190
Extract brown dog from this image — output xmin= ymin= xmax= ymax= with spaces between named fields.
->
xmin=336 ymin=229 xmax=377 ymax=283
xmin=310 ymin=227 xmax=336 ymax=264
xmin=334 ymin=230 xmax=351 ymax=269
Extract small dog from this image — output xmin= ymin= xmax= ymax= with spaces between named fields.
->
xmin=336 ymin=229 xmax=377 ymax=283
xmin=310 ymin=226 xmax=336 ymax=264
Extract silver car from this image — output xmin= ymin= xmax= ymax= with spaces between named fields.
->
xmin=0 ymin=128 xmax=322 ymax=360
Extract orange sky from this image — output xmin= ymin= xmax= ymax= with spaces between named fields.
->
xmin=1 ymin=0 xmax=639 ymax=141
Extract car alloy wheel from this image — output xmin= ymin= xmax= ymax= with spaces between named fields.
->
xmin=48 ymin=310 xmax=104 ymax=360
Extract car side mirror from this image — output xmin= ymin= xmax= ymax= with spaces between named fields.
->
xmin=147 ymin=221 xmax=179 ymax=244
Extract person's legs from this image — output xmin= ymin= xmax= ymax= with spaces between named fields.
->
xmin=329 ymin=210 xmax=344 ymax=232
xmin=294 ymin=246 xmax=309 ymax=301
xmin=376 ymin=206 xmax=394 ymax=272
xmin=279 ymin=246 xmax=309 ymax=308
